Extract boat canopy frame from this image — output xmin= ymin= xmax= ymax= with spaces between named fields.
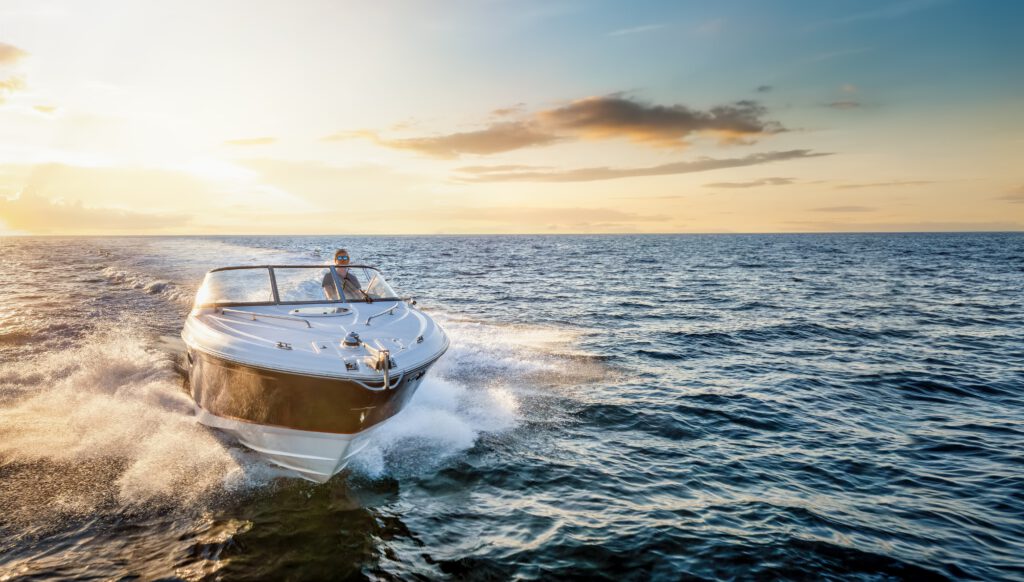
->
xmin=196 ymin=264 xmax=401 ymax=308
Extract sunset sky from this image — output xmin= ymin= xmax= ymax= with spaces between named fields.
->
xmin=1 ymin=0 xmax=1022 ymax=234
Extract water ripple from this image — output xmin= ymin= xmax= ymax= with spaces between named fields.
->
xmin=0 ymin=233 xmax=1021 ymax=580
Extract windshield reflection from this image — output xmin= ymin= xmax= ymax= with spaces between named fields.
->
xmin=194 ymin=265 xmax=399 ymax=307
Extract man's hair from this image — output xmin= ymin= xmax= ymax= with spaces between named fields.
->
xmin=334 ymin=248 xmax=349 ymax=261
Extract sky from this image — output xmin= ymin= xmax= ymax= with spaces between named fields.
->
xmin=0 ymin=0 xmax=1022 ymax=235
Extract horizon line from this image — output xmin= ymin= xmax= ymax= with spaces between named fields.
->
xmin=2 ymin=230 xmax=1022 ymax=238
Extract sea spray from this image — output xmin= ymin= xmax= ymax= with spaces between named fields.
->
xmin=0 ymin=324 xmax=272 ymax=521
xmin=350 ymin=377 xmax=520 ymax=478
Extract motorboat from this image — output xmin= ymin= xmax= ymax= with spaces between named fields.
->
xmin=181 ymin=264 xmax=449 ymax=482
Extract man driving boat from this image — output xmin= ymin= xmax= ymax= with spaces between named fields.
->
xmin=322 ymin=248 xmax=363 ymax=300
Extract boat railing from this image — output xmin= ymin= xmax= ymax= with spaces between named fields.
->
xmin=365 ymin=303 xmax=402 ymax=326
xmin=218 ymin=307 xmax=313 ymax=328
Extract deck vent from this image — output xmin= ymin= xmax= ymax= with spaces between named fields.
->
xmin=345 ymin=361 xmax=359 ymax=371
xmin=416 ymin=335 xmax=424 ymax=343
xmin=276 ymin=342 xmax=292 ymax=350
xmin=343 ymin=332 xmax=361 ymax=347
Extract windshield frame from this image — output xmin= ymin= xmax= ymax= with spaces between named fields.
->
xmin=196 ymin=264 xmax=401 ymax=307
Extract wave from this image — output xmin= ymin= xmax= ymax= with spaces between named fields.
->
xmin=0 ymin=311 xmax=603 ymax=522
xmin=349 ymin=315 xmax=607 ymax=478
xmin=101 ymin=266 xmax=196 ymax=308
xmin=0 ymin=325 xmax=283 ymax=533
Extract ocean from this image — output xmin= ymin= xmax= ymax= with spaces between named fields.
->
xmin=0 ymin=233 xmax=1022 ymax=580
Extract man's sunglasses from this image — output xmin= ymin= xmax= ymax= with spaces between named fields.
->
xmin=335 ymin=255 xmax=350 ymax=261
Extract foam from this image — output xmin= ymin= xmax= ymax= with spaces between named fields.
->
xmin=101 ymin=266 xmax=195 ymax=308
xmin=0 ymin=236 xmax=604 ymax=516
xmin=431 ymin=313 xmax=608 ymax=386
xmin=0 ymin=324 xmax=272 ymax=518
xmin=347 ymin=316 xmax=596 ymax=478
xmin=0 ymin=311 xmax=596 ymax=513
xmin=350 ymin=376 xmax=520 ymax=478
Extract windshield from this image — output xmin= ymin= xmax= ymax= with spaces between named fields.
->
xmin=193 ymin=265 xmax=400 ymax=307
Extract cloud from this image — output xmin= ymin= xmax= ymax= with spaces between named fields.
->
xmin=455 ymin=164 xmax=551 ymax=173
xmin=239 ymin=158 xmax=423 ymax=205
xmin=538 ymin=96 xmax=784 ymax=148
xmin=389 ymin=119 xmax=418 ymax=131
xmin=0 ymin=42 xmax=28 ymax=65
xmin=826 ymin=100 xmax=862 ymax=109
xmin=238 ymin=159 xmax=676 ymax=233
xmin=997 ymin=185 xmax=1024 ymax=203
xmin=224 ymin=136 xmax=276 ymax=146
xmin=0 ymin=162 xmax=242 ymax=212
xmin=810 ymin=206 xmax=876 ymax=212
xmin=491 ymin=103 xmax=525 ymax=117
xmin=835 ymin=180 xmax=934 ymax=190
xmin=333 ymin=123 xmax=561 ymax=158
xmin=32 ymin=105 xmax=56 ymax=114
xmin=0 ymin=76 xmax=25 ymax=103
xmin=0 ymin=191 xmax=191 ymax=233
xmin=608 ymin=24 xmax=666 ymax=37
xmin=703 ymin=177 xmax=795 ymax=188
xmin=756 ymin=85 xmax=773 ymax=93
xmin=0 ymin=76 xmax=25 ymax=91
xmin=417 ymin=206 xmax=672 ymax=232
xmin=434 ymin=206 xmax=668 ymax=223
xmin=613 ymin=194 xmax=687 ymax=200
xmin=331 ymin=94 xmax=786 ymax=157
xmin=456 ymin=149 xmax=828 ymax=183
xmin=787 ymin=219 xmax=1022 ymax=232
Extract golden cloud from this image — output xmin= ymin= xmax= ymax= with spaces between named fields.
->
xmin=239 ymin=158 xmax=423 ymax=205
xmin=538 ymin=96 xmax=783 ymax=148
xmin=997 ymin=185 xmax=1024 ymax=204
xmin=0 ymin=191 xmax=191 ymax=233
xmin=809 ymin=206 xmax=876 ymax=212
xmin=456 ymin=150 xmax=827 ymax=183
xmin=327 ymin=95 xmax=785 ymax=157
xmin=0 ymin=76 xmax=26 ymax=103
xmin=0 ymin=42 xmax=28 ymax=65
xmin=0 ymin=162 xmax=233 ymax=216
xmin=787 ymin=219 xmax=1023 ymax=232
xmin=703 ymin=177 xmax=796 ymax=188
xmin=432 ymin=206 xmax=667 ymax=223
xmin=333 ymin=123 xmax=561 ymax=159
xmin=835 ymin=180 xmax=934 ymax=190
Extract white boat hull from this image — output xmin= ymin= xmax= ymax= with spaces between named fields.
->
xmin=195 ymin=408 xmax=375 ymax=482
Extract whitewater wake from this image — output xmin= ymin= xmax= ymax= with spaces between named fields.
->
xmin=0 ymin=324 xmax=273 ymax=530
xmin=0 ymin=310 xmax=595 ymax=529
xmin=1 ymin=234 xmax=605 ymax=532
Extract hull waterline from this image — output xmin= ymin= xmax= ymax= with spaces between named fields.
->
xmin=194 ymin=408 xmax=375 ymax=483
xmin=186 ymin=348 xmax=443 ymax=482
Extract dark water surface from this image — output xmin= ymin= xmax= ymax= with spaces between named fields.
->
xmin=1 ymin=234 xmax=1022 ymax=580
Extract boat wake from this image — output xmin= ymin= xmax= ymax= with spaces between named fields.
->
xmin=0 ymin=310 xmax=595 ymax=530
xmin=348 ymin=313 xmax=604 ymax=478
xmin=101 ymin=266 xmax=197 ymax=308
xmin=0 ymin=323 xmax=274 ymax=533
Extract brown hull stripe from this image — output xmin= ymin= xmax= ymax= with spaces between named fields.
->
xmin=188 ymin=349 xmax=440 ymax=434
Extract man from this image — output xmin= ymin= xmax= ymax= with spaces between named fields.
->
xmin=322 ymin=248 xmax=364 ymax=301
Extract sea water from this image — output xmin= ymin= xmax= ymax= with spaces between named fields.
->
xmin=0 ymin=234 xmax=1021 ymax=580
